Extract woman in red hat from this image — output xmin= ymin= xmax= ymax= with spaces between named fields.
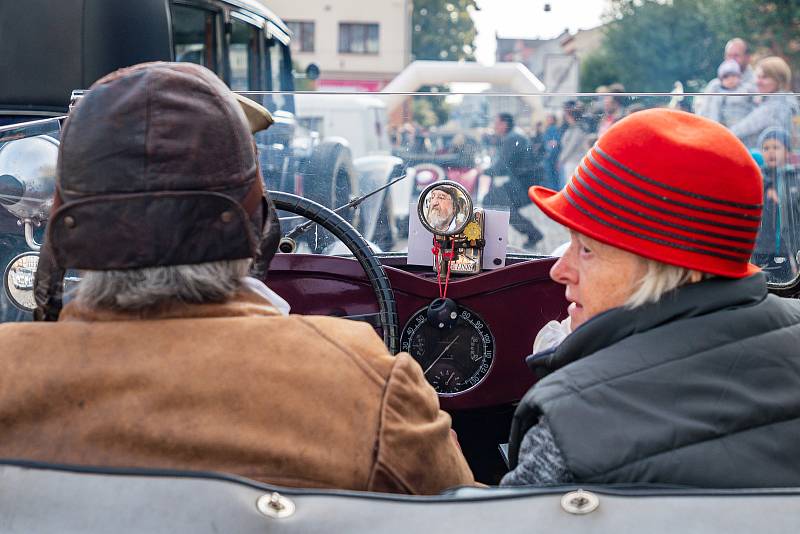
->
xmin=502 ymin=109 xmax=800 ymax=488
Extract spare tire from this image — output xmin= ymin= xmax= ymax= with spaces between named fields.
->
xmin=303 ymin=141 xmax=354 ymax=218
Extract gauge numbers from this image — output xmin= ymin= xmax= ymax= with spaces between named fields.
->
xmin=400 ymin=306 xmax=495 ymax=396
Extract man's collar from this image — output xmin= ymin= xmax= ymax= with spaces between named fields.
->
xmin=240 ymin=277 xmax=291 ymax=315
xmin=60 ymin=277 xmax=290 ymax=322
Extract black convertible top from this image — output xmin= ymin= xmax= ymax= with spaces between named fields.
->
xmin=0 ymin=0 xmax=172 ymax=114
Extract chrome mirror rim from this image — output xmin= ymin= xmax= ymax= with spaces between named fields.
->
xmin=417 ymin=180 xmax=473 ymax=237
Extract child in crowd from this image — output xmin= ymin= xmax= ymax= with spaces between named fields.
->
xmin=702 ymin=59 xmax=754 ymax=128
xmin=753 ymin=127 xmax=799 ymax=280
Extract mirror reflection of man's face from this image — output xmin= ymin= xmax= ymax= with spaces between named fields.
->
xmin=427 ymin=189 xmax=455 ymax=231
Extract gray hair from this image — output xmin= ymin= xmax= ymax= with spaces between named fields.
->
xmin=625 ymin=259 xmax=708 ymax=309
xmin=75 ymin=259 xmax=251 ymax=311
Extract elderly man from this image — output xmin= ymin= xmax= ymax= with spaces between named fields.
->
xmin=0 ymin=62 xmax=474 ymax=495
xmin=503 ymin=109 xmax=800 ymax=488
xmin=426 ymin=187 xmax=457 ymax=232
xmin=725 ymin=38 xmax=755 ymax=86
xmin=697 ymin=38 xmax=756 ymax=115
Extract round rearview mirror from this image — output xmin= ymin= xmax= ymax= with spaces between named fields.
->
xmin=305 ymin=63 xmax=320 ymax=80
xmin=4 ymin=252 xmax=39 ymax=312
xmin=418 ymin=181 xmax=473 ymax=236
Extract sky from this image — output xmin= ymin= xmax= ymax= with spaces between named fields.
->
xmin=471 ymin=0 xmax=609 ymax=65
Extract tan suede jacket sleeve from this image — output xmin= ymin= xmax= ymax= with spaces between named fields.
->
xmin=367 ymin=352 xmax=476 ymax=494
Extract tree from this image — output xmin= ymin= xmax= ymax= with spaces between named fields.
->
xmin=698 ymin=0 xmax=800 ymax=90
xmin=412 ymin=98 xmax=439 ymax=128
xmin=409 ymin=1 xmax=477 ymax=126
xmin=411 ymin=0 xmax=478 ymax=62
xmin=588 ymin=0 xmax=726 ymax=92
xmin=411 ymin=88 xmax=451 ymax=128
xmin=580 ymin=50 xmax=623 ymax=92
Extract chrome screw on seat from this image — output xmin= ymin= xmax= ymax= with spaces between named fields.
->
xmin=560 ymin=489 xmax=600 ymax=515
xmin=256 ymin=492 xmax=296 ymax=519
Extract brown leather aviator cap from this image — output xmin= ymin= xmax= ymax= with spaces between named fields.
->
xmin=48 ymin=61 xmax=274 ymax=270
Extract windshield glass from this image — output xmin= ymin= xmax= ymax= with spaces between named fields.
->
xmin=243 ymin=90 xmax=800 ymax=277
xmin=0 ymin=91 xmax=799 ymax=323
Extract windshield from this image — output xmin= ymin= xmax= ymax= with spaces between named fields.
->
xmin=1 ymin=91 xmax=799 ymax=324
xmin=240 ymin=90 xmax=800 ymax=278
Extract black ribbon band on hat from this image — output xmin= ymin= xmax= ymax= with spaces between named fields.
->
xmin=575 ymin=159 xmax=758 ymax=233
xmin=594 ymin=146 xmax=763 ymax=210
xmin=587 ymin=151 xmax=761 ymax=222
xmin=563 ymin=184 xmax=752 ymax=262
xmin=49 ymin=192 xmax=258 ymax=270
xmin=575 ymin=163 xmax=756 ymax=245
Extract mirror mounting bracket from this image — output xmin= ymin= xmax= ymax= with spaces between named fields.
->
xmin=19 ymin=219 xmax=42 ymax=251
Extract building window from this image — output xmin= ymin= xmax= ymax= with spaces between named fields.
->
xmin=339 ymin=23 xmax=379 ymax=54
xmin=286 ymin=21 xmax=314 ymax=52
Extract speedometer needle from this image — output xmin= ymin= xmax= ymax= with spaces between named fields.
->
xmin=424 ymin=336 xmax=460 ymax=375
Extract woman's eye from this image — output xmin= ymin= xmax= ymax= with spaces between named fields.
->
xmin=581 ymin=246 xmax=591 ymax=255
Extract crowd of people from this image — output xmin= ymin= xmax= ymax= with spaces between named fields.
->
xmin=698 ymin=38 xmax=799 ymax=277
xmin=479 ymin=37 xmax=799 ymax=276
xmin=479 ymin=92 xmax=632 ymax=247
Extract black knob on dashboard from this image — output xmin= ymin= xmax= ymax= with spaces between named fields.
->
xmin=278 ymin=237 xmax=297 ymax=253
xmin=426 ymin=297 xmax=459 ymax=329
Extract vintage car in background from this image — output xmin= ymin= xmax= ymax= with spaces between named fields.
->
xmin=0 ymin=0 xmax=366 ymax=214
xmin=1 ymin=88 xmax=799 ymax=532
xmin=0 ymin=0 xmax=417 ymax=296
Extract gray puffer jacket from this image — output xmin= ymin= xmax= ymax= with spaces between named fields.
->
xmin=507 ymin=273 xmax=800 ymax=487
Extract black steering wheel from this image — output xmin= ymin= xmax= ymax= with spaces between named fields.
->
xmin=269 ymin=191 xmax=399 ymax=354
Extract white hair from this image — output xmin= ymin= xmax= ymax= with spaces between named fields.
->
xmin=625 ymin=259 xmax=708 ymax=309
xmin=75 ymin=259 xmax=251 ymax=311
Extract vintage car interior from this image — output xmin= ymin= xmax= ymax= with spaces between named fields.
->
xmin=0 ymin=91 xmax=799 ymax=532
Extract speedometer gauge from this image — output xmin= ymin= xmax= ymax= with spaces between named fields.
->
xmin=400 ymin=306 xmax=495 ymax=396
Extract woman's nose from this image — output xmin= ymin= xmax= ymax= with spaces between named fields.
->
xmin=550 ymin=251 xmax=577 ymax=286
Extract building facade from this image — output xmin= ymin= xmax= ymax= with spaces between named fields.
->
xmin=495 ymin=26 xmax=604 ymax=111
xmin=261 ymin=0 xmax=413 ymax=91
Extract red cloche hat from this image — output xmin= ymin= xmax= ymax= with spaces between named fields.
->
xmin=529 ymin=108 xmax=763 ymax=278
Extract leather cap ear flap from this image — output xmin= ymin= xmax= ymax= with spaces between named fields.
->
xmin=33 ymin=191 xmax=65 ymax=321
xmin=249 ymin=193 xmax=281 ymax=281
xmin=33 ymin=238 xmax=65 ymax=322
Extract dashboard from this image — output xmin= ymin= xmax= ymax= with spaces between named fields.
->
xmin=268 ymin=253 xmax=568 ymax=411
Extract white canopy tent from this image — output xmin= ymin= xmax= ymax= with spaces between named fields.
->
xmin=380 ymin=60 xmax=546 ymax=116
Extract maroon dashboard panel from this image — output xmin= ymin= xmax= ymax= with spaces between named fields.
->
xmin=268 ymin=254 xmax=568 ymax=411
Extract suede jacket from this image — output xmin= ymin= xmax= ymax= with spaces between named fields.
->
xmin=0 ymin=286 xmax=474 ymax=494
